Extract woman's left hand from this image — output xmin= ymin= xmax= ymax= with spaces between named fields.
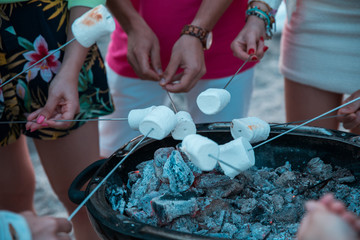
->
xmin=337 ymin=90 xmax=360 ymax=130
xmin=26 ymin=72 xmax=79 ymax=132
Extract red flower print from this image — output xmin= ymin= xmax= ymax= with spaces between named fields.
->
xmin=23 ymin=35 xmax=61 ymax=82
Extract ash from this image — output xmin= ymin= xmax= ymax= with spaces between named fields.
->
xmin=106 ymin=147 xmax=360 ymax=239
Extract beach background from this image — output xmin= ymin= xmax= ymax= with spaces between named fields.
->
xmin=29 ymin=5 xmax=288 ymax=234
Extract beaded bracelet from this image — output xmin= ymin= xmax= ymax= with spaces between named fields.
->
xmin=246 ymin=6 xmax=276 ymax=39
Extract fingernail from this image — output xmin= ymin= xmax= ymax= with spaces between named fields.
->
xmin=37 ymin=115 xmax=45 ymax=124
xmin=260 ymin=36 xmax=264 ymax=41
xmin=156 ymin=69 xmax=163 ymax=75
xmin=263 ymin=46 xmax=269 ymax=52
xmin=248 ymin=48 xmax=255 ymax=55
xmin=251 ymin=56 xmax=258 ymax=61
xmin=160 ymin=78 xmax=166 ymax=85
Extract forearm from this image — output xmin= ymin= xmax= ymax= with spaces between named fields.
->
xmin=60 ymin=6 xmax=90 ymax=78
xmin=106 ymin=0 xmax=146 ymax=34
xmin=191 ymin=0 xmax=233 ymax=30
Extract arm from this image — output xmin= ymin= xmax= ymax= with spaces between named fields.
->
xmin=231 ymin=0 xmax=282 ymax=61
xmin=26 ymin=6 xmax=91 ymax=131
xmin=161 ymin=0 xmax=233 ymax=93
xmin=107 ymin=0 xmax=162 ymax=81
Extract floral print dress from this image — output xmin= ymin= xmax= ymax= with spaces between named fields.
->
xmin=0 ymin=0 xmax=114 ymax=146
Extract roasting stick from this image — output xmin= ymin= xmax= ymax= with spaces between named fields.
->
xmin=208 ymin=154 xmax=244 ymax=172
xmin=251 ymin=96 xmax=360 ymax=151
xmin=0 ymin=38 xmax=76 ymax=88
xmin=0 ymin=118 xmax=128 ymax=124
xmin=67 ymin=128 xmax=154 ymax=221
xmin=223 ymin=55 xmax=252 ymax=89
xmin=271 ymin=114 xmax=346 ymax=127
xmin=166 ymin=91 xmax=178 ymax=113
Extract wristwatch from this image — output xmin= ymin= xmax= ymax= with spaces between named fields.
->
xmin=181 ymin=24 xmax=213 ymax=50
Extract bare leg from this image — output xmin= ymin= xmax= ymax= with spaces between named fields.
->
xmin=297 ymin=193 xmax=359 ymax=240
xmin=285 ymin=78 xmax=343 ymax=129
xmin=34 ymin=122 xmax=100 ymax=240
xmin=0 ymin=135 xmax=35 ymax=212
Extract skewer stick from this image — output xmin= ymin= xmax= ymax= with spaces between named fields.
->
xmin=208 ymin=154 xmax=244 ymax=172
xmin=0 ymin=38 xmax=76 ymax=88
xmin=0 ymin=118 xmax=128 ymax=124
xmin=271 ymin=114 xmax=346 ymax=127
xmin=251 ymin=97 xmax=360 ymax=151
xmin=223 ymin=55 xmax=252 ymax=90
xmin=166 ymin=91 xmax=178 ymax=113
xmin=67 ymin=128 xmax=154 ymax=221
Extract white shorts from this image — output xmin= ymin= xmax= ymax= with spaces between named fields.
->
xmin=99 ymin=64 xmax=254 ymax=157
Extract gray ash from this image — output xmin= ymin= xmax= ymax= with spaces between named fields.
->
xmin=106 ymin=147 xmax=360 ymax=239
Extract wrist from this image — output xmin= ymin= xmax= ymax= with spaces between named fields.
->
xmin=181 ymin=24 xmax=213 ymax=50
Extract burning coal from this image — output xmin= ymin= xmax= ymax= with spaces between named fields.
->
xmin=106 ymin=147 xmax=360 ymax=239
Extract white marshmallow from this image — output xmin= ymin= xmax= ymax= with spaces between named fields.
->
xmin=219 ymin=137 xmax=255 ymax=178
xmin=171 ymin=111 xmax=197 ymax=140
xmin=139 ymin=105 xmax=177 ymax=140
xmin=181 ymin=134 xmax=219 ymax=171
xmin=230 ymin=117 xmax=270 ymax=143
xmin=128 ymin=106 xmax=156 ymax=130
xmin=72 ymin=5 xmax=115 ymax=48
xmin=196 ymin=88 xmax=231 ymax=115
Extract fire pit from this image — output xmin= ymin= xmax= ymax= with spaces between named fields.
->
xmin=69 ymin=123 xmax=360 ymax=240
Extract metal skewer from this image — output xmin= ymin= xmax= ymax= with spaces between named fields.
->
xmin=271 ymin=114 xmax=346 ymax=127
xmin=223 ymin=55 xmax=252 ymax=89
xmin=166 ymin=91 xmax=178 ymax=113
xmin=68 ymin=128 xmax=154 ymax=221
xmin=208 ymin=154 xmax=244 ymax=172
xmin=0 ymin=118 xmax=128 ymax=124
xmin=0 ymin=38 xmax=76 ymax=88
xmin=251 ymin=96 xmax=360 ymax=150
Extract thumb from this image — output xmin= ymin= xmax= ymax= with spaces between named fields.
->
xmin=339 ymin=96 xmax=360 ymax=115
xmin=36 ymin=95 xmax=59 ymax=123
xmin=161 ymin=57 xmax=180 ymax=87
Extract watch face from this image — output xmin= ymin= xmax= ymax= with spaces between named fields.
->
xmin=206 ymin=32 xmax=213 ymax=50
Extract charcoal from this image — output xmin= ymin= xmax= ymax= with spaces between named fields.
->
xmin=306 ymin=157 xmax=333 ymax=180
xmin=106 ymin=184 xmax=127 ymax=214
xmin=138 ymin=191 xmax=162 ymax=215
xmin=273 ymin=203 xmax=301 ymax=223
xmin=274 ymin=171 xmax=296 ymax=187
xmin=221 ymin=223 xmax=238 ymax=238
xmin=128 ymin=161 xmax=160 ymax=207
xmin=151 ymin=192 xmax=198 ymax=224
xmin=207 ymin=181 xmax=244 ymax=198
xmin=153 ymin=147 xmax=174 ymax=183
xmin=162 ymin=150 xmax=195 ymax=193
xmin=195 ymin=173 xmax=233 ymax=189
xmin=106 ymin=147 xmax=360 ymax=240
xmin=170 ymin=216 xmax=199 ymax=233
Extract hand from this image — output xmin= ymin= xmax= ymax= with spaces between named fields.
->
xmin=160 ymin=35 xmax=206 ymax=93
xmin=231 ymin=16 xmax=268 ymax=62
xmin=26 ymin=71 xmax=80 ymax=132
xmin=21 ymin=211 xmax=72 ymax=240
xmin=126 ymin=21 xmax=162 ymax=81
xmin=337 ymin=90 xmax=360 ymax=130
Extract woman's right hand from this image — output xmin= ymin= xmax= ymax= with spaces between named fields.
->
xmin=231 ymin=15 xmax=269 ymax=62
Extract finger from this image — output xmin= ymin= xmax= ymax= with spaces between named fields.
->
xmin=150 ymin=43 xmax=163 ymax=76
xmin=57 ymin=235 xmax=72 ymax=240
xmin=338 ymin=94 xmax=360 ymax=115
xmin=136 ymin=51 xmax=160 ymax=81
xmin=161 ymin=57 xmax=181 ymax=87
xmin=231 ymin=39 xmax=249 ymax=61
xmin=256 ymin=37 xmax=265 ymax=60
xmin=164 ymin=67 xmax=202 ymax=93
xmin=55 ymin=218 xmax=72 ymax=233
xmin=26 ymin=108 xmax=44 ymax=130
xmin=246 ymin=34 xmax=258 ymax=61
xmin=342 ymin=112 xmax=360 ymax=129
xmin=127 ymin=52 xmax=142 ymax=78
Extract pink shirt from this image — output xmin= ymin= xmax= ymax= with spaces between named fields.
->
xmin=106 ymin=0 xmax=256 ymax=79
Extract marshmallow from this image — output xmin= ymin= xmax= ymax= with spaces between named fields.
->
xmin=219 ymin=137 xmax=255 ymax=178
xmin=128 ymin=106 xmax=156 ymax=130
xmin=139 ymin=105 xmax=177 ymax=140
xmin=181 ymin=134 xmax=219 ymax=171
xmin=196 ymin=88 xmax=231 ymax=115
xmin=171 ymin=111 xmax=197 ymax=140
xmin=72 ymin=5 xmax=115 ymax=48
xmin=230 ymin=117 xmax=270 ymax=143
